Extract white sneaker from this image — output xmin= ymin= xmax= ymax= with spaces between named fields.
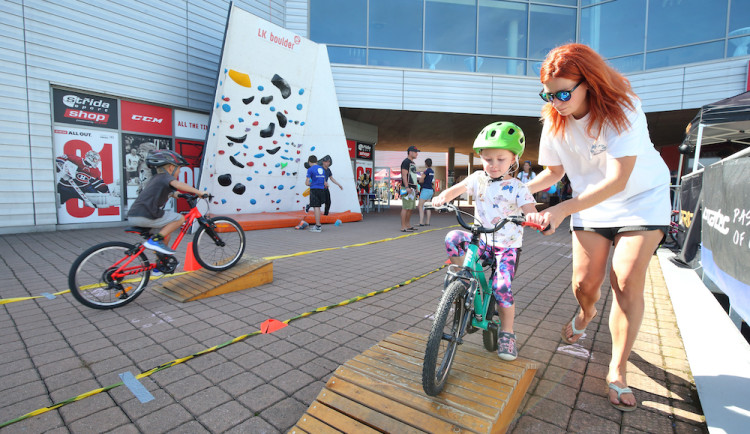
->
xmin=309 ymin=225 xmax=322 ymax=232
xmin=151 ymin=268 xmax=163 ymax=277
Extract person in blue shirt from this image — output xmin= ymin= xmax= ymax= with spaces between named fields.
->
xmin=417 ymin=158 xmax=435 ymax=226
xmin=305 ymin=155 xmax=327 ymax=232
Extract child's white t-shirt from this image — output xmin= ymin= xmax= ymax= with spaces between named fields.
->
xmin=538 ymin=97 xmax=670 ymax=227
xmin=461 ymin=171 xmax=536 ymax=248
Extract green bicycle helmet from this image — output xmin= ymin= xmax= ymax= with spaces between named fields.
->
xmin=473 ymin=121 xmax=525 ymax=157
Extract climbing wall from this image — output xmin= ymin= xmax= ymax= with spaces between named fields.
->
xmin=199 ymin=5 xmax=360 ymax=215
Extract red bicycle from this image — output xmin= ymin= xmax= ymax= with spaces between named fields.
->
xmin=68 ymin=194 xmax=246 ymax=309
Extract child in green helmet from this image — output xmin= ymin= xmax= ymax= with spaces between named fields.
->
xmin=432 ymin=121 xmax=539 ymax=361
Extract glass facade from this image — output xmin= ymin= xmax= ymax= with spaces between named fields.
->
xmin=309 ymin=0 xmax=750 ymax=76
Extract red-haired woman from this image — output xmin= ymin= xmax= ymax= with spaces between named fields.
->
xmin=525 ymin=43 xmax=670 ymax=412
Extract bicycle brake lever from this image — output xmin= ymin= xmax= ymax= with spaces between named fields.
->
xmin=522 ymin=221 xmax=551 ymax=232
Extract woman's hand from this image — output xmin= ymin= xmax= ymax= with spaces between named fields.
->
xmin=526 ymin=205 xmax=564 ymax=235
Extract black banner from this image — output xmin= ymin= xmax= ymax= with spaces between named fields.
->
xmin=702 ymin=158 xmax=750 ymax=286
xmin=53 ymin=88 xmax=119 ymax=129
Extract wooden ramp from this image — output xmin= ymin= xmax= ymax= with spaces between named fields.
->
xmin=290 ymin=330 xmax=537 ymax=434
xmin=154 ymin=256 xmax=272 ymax=302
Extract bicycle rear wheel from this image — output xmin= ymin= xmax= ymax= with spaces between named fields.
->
xmin=422 ymin=280 xmax=469 ymax=396
xmin=193 ymin=217 xmax=246 ymax=271
xmin=68 ymin=241 xmax=150 ymax=309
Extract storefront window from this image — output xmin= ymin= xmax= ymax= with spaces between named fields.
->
xmin=581 ymin=0 xmax=646 ymax=58
xmin=646 ymin=41 xmax=724 ymax=70
xmin=608 ymin=54 xmax=644 ymax=74
xmin=647 ymin=0 xmax=727 ymax=51
xmin=327 ymin=46 xmax=366 ymax=65
xmin=535 ymin=0 xmax=577 ymax=5
xmin=425 ymin=53 xmax=476 ymax=72
xmin=369 ymin=49 xmax=422 ymax=68
xmin=728 ymin=0 xmax=750 ymax=57
xmin=478 ymin=1 xmax=527 ymax=58
xmin=477 ymin=57 xmax=526 ymax=76
xmin=310 ymin=0 xmax=366 ymax=46
xmin=528 ymin=4 xmax=576 ymax=61
xmin=369 ymin=0 xmax=423 ymax=50
xmin=425 ymin=0 xmax=477 ymax=54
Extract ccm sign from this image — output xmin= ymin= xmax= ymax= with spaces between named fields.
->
xmin=356 ymin=142 xmax=373 ymax=160
xmin=121 ymin=100 xmax=173 ymax=135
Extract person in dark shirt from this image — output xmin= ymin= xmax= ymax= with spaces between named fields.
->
xmin=127 ymin=150 xmax=207 ymax=255
xmin=400 ymin=145 xmax=419 ymax=232
xmin=417 ymin=158 xmax=435 ymax=226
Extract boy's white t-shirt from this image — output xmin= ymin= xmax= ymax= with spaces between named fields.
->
xmin=538 ymin=98 xmax=670 ymax=227
xmin=461 ymin=171 xmax=536 ymax=248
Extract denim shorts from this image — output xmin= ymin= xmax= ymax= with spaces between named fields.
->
xmin=419 ymin=188 xmax=434 ymax=200
xmin=572 ymin=225 xmax=668 ymax=245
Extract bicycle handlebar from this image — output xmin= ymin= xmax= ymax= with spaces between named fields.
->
xmin=177 ymin=193 xmax=213 ymax=208
xmin=426 ymin=203 xmax=548 ymax=233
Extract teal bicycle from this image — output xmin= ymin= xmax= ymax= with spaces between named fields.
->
xmin=421 ymin=203 xmax=543 ymax=396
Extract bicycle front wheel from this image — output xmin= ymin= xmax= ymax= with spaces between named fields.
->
xmin=193 ymin=217 xmax=246 ymax=271
xmin=422 ymin=280 xmax=469 ymax=396
xmin=68 ymin=241 xmax=150 ymax=309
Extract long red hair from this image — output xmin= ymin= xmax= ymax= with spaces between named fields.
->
xmin=540 ymin=43 xmax=636 ymax=138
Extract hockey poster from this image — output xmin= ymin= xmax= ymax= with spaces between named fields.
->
xmin=54 ymin=127 xmax=122 ymax=224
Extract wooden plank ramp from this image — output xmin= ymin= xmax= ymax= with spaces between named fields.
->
xmin=154 ymin=256 xmax=272 ymax=302
xmin=289 ymin=330 xmax=537 ymax=434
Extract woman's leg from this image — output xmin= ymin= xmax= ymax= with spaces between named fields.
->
xmin=563 ymin=231 xmax=611 ymax=342
xmin=418 ymin=198 xmax=426 ymax=224
xmin=606 ymin=229 xmax=664 ymax=407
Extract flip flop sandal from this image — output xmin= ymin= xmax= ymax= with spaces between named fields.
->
xmin=608 ymin=382 xmax=637 ymax=412
xmin=561 ymin=311 xmax=586 ymax=344
xmin=408 ymin=227 xmax=418 ymax=231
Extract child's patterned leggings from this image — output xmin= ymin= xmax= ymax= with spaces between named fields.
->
xmin=445 ymin=230 xmax=518 ymax=308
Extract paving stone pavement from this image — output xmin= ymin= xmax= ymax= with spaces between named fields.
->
xmin=0 ymin=207 xmax=707 ymax=433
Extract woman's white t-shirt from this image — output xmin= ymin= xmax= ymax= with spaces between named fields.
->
xmin=461 ymin=171 xmax=536 ymax=248
xmin=538 ymin=97 xmax=670 ymax=227
xmin=517 ymin=171 xmax=536 ymax=184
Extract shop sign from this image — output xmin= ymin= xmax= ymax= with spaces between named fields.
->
xmin=121 ymin=100 xmax=173 ymax=136
xmin=174 ymin=110 xmax=209 ymax=140
xmin=356 ymin=142 xmax=373 ymax=160
xmin=53 ymin=88 xmax=118 ymax=129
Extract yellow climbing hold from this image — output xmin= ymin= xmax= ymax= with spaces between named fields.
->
xmin=228 ymin=69 xmax=252 ymax=87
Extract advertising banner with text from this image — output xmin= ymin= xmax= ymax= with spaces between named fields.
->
xmin=54 ymin=127 xmax=121 ymax=223
xmin=701 ymin=158 xmax=750 ymax=321
xmin=53 ymin=88 xmax=119 ymax=130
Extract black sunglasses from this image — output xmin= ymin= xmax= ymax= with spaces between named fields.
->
xmin=539 ymin=81 xmax=584 ymax=103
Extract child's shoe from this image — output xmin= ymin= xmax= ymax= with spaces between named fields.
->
xmin=309 ymin=225 xmax=322 ymax=233
xmin=144 ymin=237 xmax=175 ymax=255
xmin=497 ymin=332 xmax=518 ymax=361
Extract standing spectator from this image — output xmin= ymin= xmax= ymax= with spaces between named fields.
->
xmin=305 ymin=155 xmax=326 ymax=233
xmin=516 ymin=160 xmax=536 ymax=184
xmin=400 ymin=145 xmax=419 ymax=232
xmin=319 ymin=155 xmax=342 ymax=216
xmin=526 ymin=43 xmax=670 ymax=412
xmin=417 ymin=158 xmax=435 ymax=226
